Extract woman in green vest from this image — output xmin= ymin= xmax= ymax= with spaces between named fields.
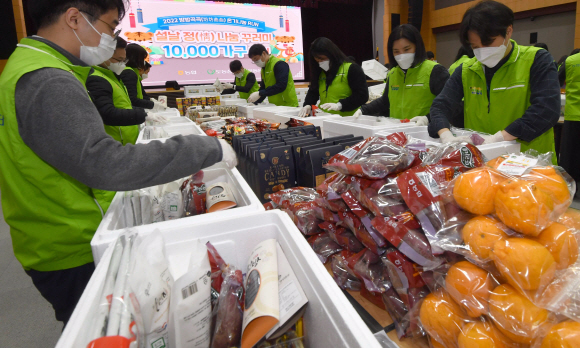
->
xmin=428 ymin=0 xmax=560 ymax=164
xmin=221 ymin=59 xmax=260 ymax=100
xmin=120 ymin=43 xmax=165 ymax=110
xmin=299 ymin=37 xmax=368 ymax=117
xmin=354 ymin=24 xmax=450 ymax=125
xmin=449 ymin=46 xmax=474 ymax=75
xmin=246 ymin=44 xmax=299 ymax=106
xmin=559 ymin=51 xmax=580 ymax=195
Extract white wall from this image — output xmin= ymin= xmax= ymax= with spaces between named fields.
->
xmin=435 ymin=11 xmax=576 ymax=69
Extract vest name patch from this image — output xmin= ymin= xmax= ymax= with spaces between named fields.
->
xmin=391 ymin=85 xmax=399 ymax=91
xmin=0 ymin=114 xmax=4 ymax=126
xmin=470 ymin=86 xmax=483 ymax=95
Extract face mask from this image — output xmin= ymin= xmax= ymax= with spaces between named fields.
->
xmin=394 ymin=53 xmax=415 ymax=70
xmin=107 ymin=61 xmax=126 ymax=75
xmin=319 ymin=60 xmax=330 ymax=71
xmin=253 ymin=56 xmax=266 ymax=68
xmin=235 ymin=72 xmax=244 ymax=79
xmin=473 ymin=38 xmax=508 ymax=68
xmin=73 ymin=12 xmax=116 ymax=66
xmin=141 ymin=73 xmax=149 ymax=80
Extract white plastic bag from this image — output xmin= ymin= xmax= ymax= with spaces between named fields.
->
xmin=160 ymin=180 xmax=185 ymax=221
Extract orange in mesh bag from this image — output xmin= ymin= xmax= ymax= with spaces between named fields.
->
xmin=445 ymin=261 xmax=495 ymax=318
xmin=492 ymin=238 xmax=556 ymax=292
xmin=457 ymin=320 xmax=517 ymax=348
xmin=488 ymin=284 xmax=553 ymax=345
xmin=540 ymin=320 xmax=580 ymax=348
xmin=462 ymin=216 xmax=510 ymax=262
xmin=453 ymin=167 xmax=507 ymax=215
xmin=419 ymin=289 xmax=469 ymax=348
xmin=533 ymin=222 xmax=579 ymax=270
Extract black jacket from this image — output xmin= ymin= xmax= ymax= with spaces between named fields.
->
xmin=119 ymin=69 xmax=155 ymax=109
xmin=86 ymin=74 xmax=147 ymax=126
xmin=222 ymin=72 xmax=258 ymax=94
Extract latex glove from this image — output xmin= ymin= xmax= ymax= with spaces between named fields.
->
xmin=320 ymin=102 xmax=342 ymax=111
xmin=353 ymin=109 xmax=363 ymax=119
xmin=247 ymin=91 xmax=261 ymax=103
xmin=222 ymin=82 xmax=233 ymax=89
xmin=439 ymin=130 xmax=473 ymax=144
xmin=152 ymin=100 xmax=167 ymax=112
xmin=146 ymin=113 xmax=169 ymax=125
xmin=218 ymin=139 xmax=237 ymax=169
xmin=410 ymin=116 xmax=429 ymax=126
xmin=481 ymin=131 xmax=506 ymax=144
xmin=298 ymin=105 xmax=311 ymax=117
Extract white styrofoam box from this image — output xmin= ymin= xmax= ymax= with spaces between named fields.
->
xmin=91 ymin=162 xmax=263 ymax=264
xmin=236 ymin=103 xmax=274 ymax=118
xmin=377 ymin=129 xmax=521 ymax=160
xmin=221 ymin=94 xmax=241 ymax=99
xmin=145 ymin=117 xmax=194 ymax=127
xmin=60 ymin=210 xmax=384 ymax=348
xmin=221 ymin=98 xmax=248 ymax=106
xmin=184 ymin=85 xmax=204 ymax=97
xmin=368 ymin=83 xmax=386 ymax=97
xmin=275 ymin=109 xmax=341 ymax=131
xmin=136 ymin=124 xmax=205 ymax=144
xmin=152 ymin=108 xmax=181 ymax=118
xmin=251 ymin=106 xmax=297 ymax=120
xmin=323 ymin=116 xmax=424 ymax=139
xmin=362 ymin=59 xmax=389 ymax=81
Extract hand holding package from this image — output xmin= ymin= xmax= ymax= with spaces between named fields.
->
xmin=247 ymin=92 xmax=261 ymax=103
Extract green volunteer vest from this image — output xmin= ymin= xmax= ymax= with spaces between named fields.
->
xmin=90 ymin=66 xmax=140 ymax=145
xmin=449 ymin=55 xmax=471 ymax=76
xmin=388 ymin=60 xmax=439 ymax=119
xmin=462 ymin=40 xmax=557 ymax=164
xmin=235 ymin=68 xmax=260 ymax=100
xmin=319 ymin=62 xmax=358 ymax=116
xmin=564 ymin=53 xmax=580 ymax=121
xmin=0 ymin=38 xmax=103 ymax=271
xmin=261 ymin=55 xmax=298 ymax=107
xmin=124 ymin=66 xmax=144 ymax=99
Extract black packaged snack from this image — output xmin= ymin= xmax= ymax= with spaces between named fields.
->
xmin=302 ymin=145 xmax=343 ymax=187
xmin=338 ymin=138 xmax=365 ymax=150
xmin=333 ymin=136 xmax=364 ymax=145
xmin=297 ymin=143 xmax=341 ymax=186
xmin=256 ymin=145 xmax=295 ymax=203
xmin=323 ymin=135 xmax=355 ymax=144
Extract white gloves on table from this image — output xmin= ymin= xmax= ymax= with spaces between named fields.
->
xmin=146 ymin=113 xmax=169 ymax=125
xmin=152 ymin=100 xmax=167 ymax=112
xmin=222 ymin=83 xmax=233 ymax=90
xmin=439 ymin=130 xmax=473 ymax=144
xmin=247 ymin=92 xmax=261 ymax=103
xmin=298 ymin=105 xmax=311 ymax=118
xmin=320 ymin=102 xmax=342 ymax=111
xmin=219 ymin=139 xmax=238 ymax=169
xmin=353 ymin=109 xmax=363 ymax=119
xmin=481 ymin=131 xmax=506 ymax=144
xmin=410 ymin=116 xmax=429 ymax=126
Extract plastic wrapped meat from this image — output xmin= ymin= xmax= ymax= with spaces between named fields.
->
xmin=349 ymin=176 xmax=409 ymax=217
xmin=319 ymin=221 xmax=364 ymax=252
xmin=307 ymin=232 xmax=343 ymax=264
xmin=338 ymin=209 xmax=386 ymax=255
xmin=315 ymin=173 xmax=350 ymax=208
xmin=284 ymin=202 xmax=323 ymax=236
xmin=331 ymin=251 xmax=362 ymax=291
xmin=341 ymin=191 xmax=389 ymax=248
xmin=346 ymin=249 xmax=384 ymax=293
xmin=210 ymin=267 xmax=244 ymax=348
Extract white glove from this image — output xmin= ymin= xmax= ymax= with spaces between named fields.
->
xmin=298 ymin=105 xmax=311 ymax=118
xmin=247 ymin=91 xmax=261 ymax=103
xmin=320 ymin=102 xmax=342 ymax=111
xmin=146 ymin=113 xmax=169 ymax=125
xmin=222 ymin=83 xmax=233 ymax=89
xmin=152 ymin=100 xmax=167 ymax=112
xmin=353 ymin=109 xmax=363 ymax=119
xmin=439 ymin=130 xmax=473 ymax=144
xmin=410 ymin=116 xmax=429 ymax=126
xmin=218 ymin=139 xmax=237 ymax=169
xmin=481 ymin=131 xmax=506 ymax=144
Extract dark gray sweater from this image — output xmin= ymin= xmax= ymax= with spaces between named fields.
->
xmin=14 ymin=36 xmax=223 ymax=191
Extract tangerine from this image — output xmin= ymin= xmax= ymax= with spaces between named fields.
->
xmin=540 ymin=320 xmax=580 ymax=348
xmin=420 ymin=290 xmax=467 ymax=348
xmin=453 ymin=168 xmax=506 ymax=215
xmin=457 ymin=321 xmax=509 ymax=348
xmin=445 ymin=261 xmax=494 ymax=318
xmin=492 ymin=238 xmax=556 ymax=291
xmin=534 ymin=222 xmax=578 ymax=270
xmin=486 ymin=156 xmax=508 ymax=169
xmin=528 ymin=167 xmax=571 ymax=217
xmin=462 ymin=216 xmax=509 ymax=261
xmin=558 ymin=208 xmax=580 ymax=230
xmin=488 ymin=284 xmax=551 ymax=345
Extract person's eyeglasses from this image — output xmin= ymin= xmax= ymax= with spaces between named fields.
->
xmin=110 ymin=57 xmax=129 ymax=63
xmin=81 ymin=11 xmax=121 ymax=39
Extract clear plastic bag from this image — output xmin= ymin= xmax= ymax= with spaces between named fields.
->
xmin=319 ymin=221 xmax=364 ymax=253
xmin=331 ymin=250 xmax=362 ymax=291
xmin=338 ymin=209 xmax=385 ymax=255
xmin=307 ymin=232 xmax=343 ymax=264
xmin=348 ymin=176 xmax=409 ymax=217
xmin=181 ymin=172 xmax=207 ymax=216
xmin=210 ymin=266 xmax=244 ymax=348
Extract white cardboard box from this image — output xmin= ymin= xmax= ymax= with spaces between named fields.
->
xmin=90 ymin=162 xmax=264 ymax=264
xmin=58 ymin=211 xmax=385 ymax=348
xmin=136 ymin=124 xmax=205 ymax=144
xmin=323 ymin=116 xmax=424 ymax=139
xmin=362 ymin=60 xmax=389 ymax=81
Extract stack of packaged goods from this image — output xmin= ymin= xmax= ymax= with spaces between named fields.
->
xmin=176 ymin=96 xmax=221 ymax=116
xmin=263 ymin=132 xmax=580 ymax=347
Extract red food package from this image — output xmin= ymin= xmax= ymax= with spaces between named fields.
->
xmin=346 ymin=249 xmax=384 ymax=292
xmin=206 ymin=242 xmax=226 ymax=305
xmin=360 ymin=286 xmax=386 ymax=310
xmin=307 ymin=232 xmax=343 ymax=264
xmin=210 ymin=267 xmax=244 ymax=348
xmin=181 ymin=172 xmax=207 ymax=216
xmin=324 ymin=136 xmax=416 ymax=179
xmin=286 ymin=118 xmax=313 ymax=127
xmin=341 ymin=191 xmax=389 ymax=248
xmin=205 ymin=129 xmax=218 ymax=137
xmin=315 ymin=173 xmax=350 ymax=203
xmin=288 ymin=202 xmax=323 ymax=235
xmin=331 ymin=250 xmax=361 ymax=291
xmin=269 ymin=187 xmax=319 ymax=208
xmin=392 ymin=285 xmax=430 ymax=339
xmin=338 ymin=210 xmax=386 ymax=255
xmin=350 ymin=176 xmax=409 ymax=217
xmin=371 ymin=212 xmax=439 ymax=267
xmin=319 ymin=221 xmax=364 ymax=252
xmin=263 ymin=202 xmax=275 ymax=211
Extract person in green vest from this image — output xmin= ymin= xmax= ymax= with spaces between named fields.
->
xmin=449 ymin=46 xmax=474 ymax=75
xmin=221 ymin=59 xmax=260 ymax=101
xmin=299 ymin=37 xmax=368 ymax=117
xmin=0 ymin=0 xmax=236 ymax=326
xmin=246 ymin=44 xmax=299 ymax=106
xmin=428 ymin=0 xmax=560 ymax=164
xmin=558 ymin=51 xmax=580 ymax=196
xmin=353 ymin=24 xmax=450 ymax=126
xmin=120 ymin=43 xmax=165 ymax=111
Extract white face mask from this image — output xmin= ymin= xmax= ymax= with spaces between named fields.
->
xmin=473 ymin=38 xmax=508 ymax=68
xmin=235 ymin=72 xmax=244 ymax=79
xmin=107 ymin=61 xmax=126 ymax=75
xmin=319 ymin=60 xmax=330 ymax=71
xmin=73 ymin=12 xmax=116 ymax=66
xmin=253 ymin=56 xmax=266 ymax=68
xmin=394 ymin=53 xmax=415 ymax=70
xmin=141 ymin=73 xmax=149 ymax=80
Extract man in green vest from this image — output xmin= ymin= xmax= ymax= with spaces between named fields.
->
xmin=246 ymin=44 xmax=299 ymax=106
xmin=0 ymin=0 xmax=236 ymax=326
xmin=221 ymin=59 xmax=260 ymax=101
xmin=428 ymin=0 xmax=560 ymax=164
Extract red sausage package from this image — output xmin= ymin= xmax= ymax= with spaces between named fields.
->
xmin=338 ymin=209 xmax=386 ymax=255
xmin=269 ymin=187 xmax=319 ymax=208
xmin=282 ymin=202 xmax=323 ymax=236
xmin=181 ymin=171 xmax=207 ymax=216
xmin=210 ymin=266 xmax=244 ymax=348
xmin=346 ymin=249 xmax=384 ymax=293
xmin=315 ymin=173 xmax=349 ymax=210
xmin=206 ymin=242 xmax=227 ymax=306
xmin=319 ymin=221 xmax=364 ymax=252
xmin=307 ymin=232 xmax=343 ymax=264
xmin=381 ymin=248 xmax=426 ymax=307
xmin=349 ymin=176 xmax=409 ymax=217
xmin=331 ymin=250 xmax=361 ymax=291
xmin=341 ymin=191 xmax=389 ymax=249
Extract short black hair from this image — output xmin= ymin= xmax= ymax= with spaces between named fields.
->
xmin=126 ymin=43 xmax=148 ymax=70
xmin=454 ymin=45 xmax=475 ymax=61
xmin=248 ymin=44 xmax=268 ymax=58
xmin=571 ymin=48 xmax=580 ymax=56
xmin=229 ymin=60 xmax=243 ymax=72
xmin=309 ymin=37 xmax=350 ymax=81
xmin=534 ymin=43 xmax=548 ymax=51
xmin=426 ymin=51 xmax=435 ymax=59
xmin=460 ymin=0 xmax=514 ymax=48
xmin=387 ymin=24 xmax=427 ymax=69
xmin=116 ymin=36 xmax=127 ymax=49
xmin=145 ymin=61 xmax=151 ymax=69
xmin=28 ymin=0 xmax=127 ymax=29
xmin=558 ymin=55 xmax=568 ymax=67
